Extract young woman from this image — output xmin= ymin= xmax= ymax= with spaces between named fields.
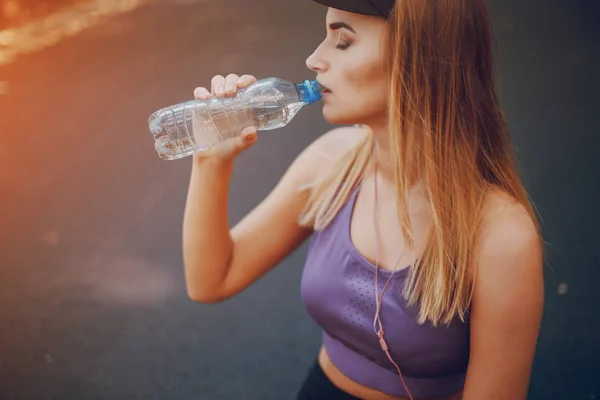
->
xmin=183 ymin=0 xmax=545 ymax=399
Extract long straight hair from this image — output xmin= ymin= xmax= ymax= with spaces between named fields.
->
xmin=298 ymin=0 xmax=542 ymax=326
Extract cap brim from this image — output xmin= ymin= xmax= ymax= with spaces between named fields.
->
xmin=311 ymin=0 xmax=389 ymax=17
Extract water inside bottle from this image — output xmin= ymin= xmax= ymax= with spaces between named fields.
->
xmin=150 ymin=101 xmax=200 ymax=160
xmin=150 ymin=100 xmax=305 ymax=160
xmin=254 ymin=102 xmax=304 ymax=130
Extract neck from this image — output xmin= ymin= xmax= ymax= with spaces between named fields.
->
xmin=366 ymin=122 xmax=420 ymax=188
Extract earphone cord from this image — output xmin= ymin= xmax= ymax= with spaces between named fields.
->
xmin=372 ymin=163 xmax=415 ymax=400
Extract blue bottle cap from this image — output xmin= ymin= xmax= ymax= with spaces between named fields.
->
xmin=301 ymin=79 xmax=323 ymax=104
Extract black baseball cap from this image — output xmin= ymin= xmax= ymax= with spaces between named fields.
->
xmin=311 ymin=0 xmax=395 ymax=18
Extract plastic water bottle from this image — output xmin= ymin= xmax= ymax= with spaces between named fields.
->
xmin=148 ymin=77 xmax=322 ymax=160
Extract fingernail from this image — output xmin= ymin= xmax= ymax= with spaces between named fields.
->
xmin=216 ymin=86 xmax=224 ymax=95
xmin=237 ymin=78 xmax=245 ymax=85
xmin=226 ymin=85 xmax=234 ymax=93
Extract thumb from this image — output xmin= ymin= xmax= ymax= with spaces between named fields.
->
xmin=234 ymin=126 xmax=258 ymax=153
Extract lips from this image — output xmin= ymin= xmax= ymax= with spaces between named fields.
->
xmin=318 ymin=81 xmax=332 ymax=94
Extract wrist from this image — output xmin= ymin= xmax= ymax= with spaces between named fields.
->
xmin=192 ymin=154 xmax=234 ymax=170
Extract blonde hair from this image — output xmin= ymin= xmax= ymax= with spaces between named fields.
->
xmin=298 ymin=0 xmax=542 ymax=326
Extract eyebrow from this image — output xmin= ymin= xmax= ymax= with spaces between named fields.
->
xmin=328 ymin=22 xmax=356 ymax=34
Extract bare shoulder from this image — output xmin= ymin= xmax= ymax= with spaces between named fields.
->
xmin=310 ymin=124 xmax=369 ymax=161
xmin=474 ymin=187 xmax=544 ymax=297
xmin=479 ymin=188 xmax=540 ymax=251
xmin=295 ymin=125 xmax=369 ymax=188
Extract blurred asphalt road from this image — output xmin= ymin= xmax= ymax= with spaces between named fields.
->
xmin=0 ymin=0 xmax=598 ymax=399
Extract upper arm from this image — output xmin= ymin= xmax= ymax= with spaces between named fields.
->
xmin=463 ymin=198 xmax=544 ymax=399
xmin=213 ymin=126 xmax=367 ymax=302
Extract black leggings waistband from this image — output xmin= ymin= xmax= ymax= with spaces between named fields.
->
xmin=296 ymin=359 xmax=362 ymax=400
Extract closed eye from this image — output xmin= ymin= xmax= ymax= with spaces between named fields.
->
xmin=334 ymin=31 xmax=351 ymax=50
xmin=336 ymin=41 xmax=351 ymax=50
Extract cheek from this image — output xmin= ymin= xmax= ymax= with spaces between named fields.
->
xmin=330 ymin=63 xmax=387 ymax=120
xmin=345 ymin=59 xmax=387 ymax=98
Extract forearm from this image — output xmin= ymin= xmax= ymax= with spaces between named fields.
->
xmin=182 ymin=157 xmax=235 ymax=302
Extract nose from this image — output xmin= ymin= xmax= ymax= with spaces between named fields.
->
xmin=306 ymin=47 xmax=327 ymax=72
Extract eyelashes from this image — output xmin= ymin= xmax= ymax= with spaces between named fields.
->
xmin=336 ymin=40 xmax=351 ymax=50
xmin=334 ymin=31 xmax=351 ymax=50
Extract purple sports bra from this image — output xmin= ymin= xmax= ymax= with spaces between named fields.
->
xmin=300 ymin=182 xmax=470 ymax=399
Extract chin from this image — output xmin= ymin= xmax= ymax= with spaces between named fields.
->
xmin=322 ymin=106 xmax=364 ymax=126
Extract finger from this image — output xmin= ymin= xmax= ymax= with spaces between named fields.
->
xmin=224 ymin=74 xmax=240 ymax=97
xmin=233 ymin=126 xmax=258 ymax=153
xmin=211 ymin=75 xmax=226 ymax=97
xmin=236 ymin=74 xmax=257 ymax=88
xmin=193 ymin=87 xmax=212 ymax=100
xmin=241 ymin=126 xmax=257 ymax=142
